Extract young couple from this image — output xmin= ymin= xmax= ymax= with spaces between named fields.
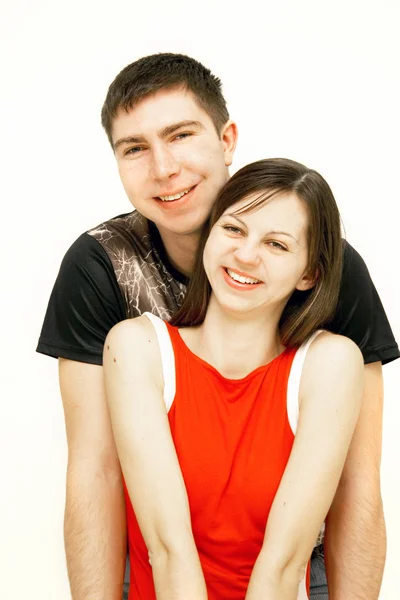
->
xmin=37 ymin=54 xmax=399 ymax=599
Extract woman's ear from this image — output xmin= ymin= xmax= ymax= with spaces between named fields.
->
xmin=296 ymin=269 xmax=319 ymax=292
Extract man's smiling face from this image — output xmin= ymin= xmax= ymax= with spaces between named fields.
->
xmin=112 ymin=87 xmax=237 ymax=238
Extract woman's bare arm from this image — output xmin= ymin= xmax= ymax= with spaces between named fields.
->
xmin=103 ymin=316 xmax=207 ymax=600
xmin=245 ymin=332 xmax=364 ymax=600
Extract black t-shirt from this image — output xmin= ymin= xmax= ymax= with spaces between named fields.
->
xmin=37 ymin=211 xmax=399 ymax=366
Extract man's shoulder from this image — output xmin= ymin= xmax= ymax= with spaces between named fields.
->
xmin=36 ymin=211 xmax=175 ymax=364
xmin=84 ymin=210 xmax=187 ymax=320
xmin=330 ymin=239 xmax=399 ymax=365
xmin=342 ymin=239 xmax=370 ymax=278
xmin=85 ymin=210 xmax=161 ymax=274
xmin=61 ymin=211 xmax=150 ymax=269
xmin=87 ymin=210 xmax=150 ymax=250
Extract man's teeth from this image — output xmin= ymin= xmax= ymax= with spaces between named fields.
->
xmin=159 ymin=187 xmax=192 ymax=201
xmin=226 ymin=269 xmax=261 ymax=284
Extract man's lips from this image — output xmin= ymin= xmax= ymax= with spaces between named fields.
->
xmin=154 ymin=184 xmax=197 ymax=202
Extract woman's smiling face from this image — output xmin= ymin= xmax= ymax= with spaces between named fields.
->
xmin=203 ymin=191 xmax=315 ymax=318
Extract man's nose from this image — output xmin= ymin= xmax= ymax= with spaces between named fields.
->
xmin=150 ymin=144 xmax=181 ymax=181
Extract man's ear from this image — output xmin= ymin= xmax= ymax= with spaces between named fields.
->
xmin=296 ymin=269 xmax=319 ymax=292
xmin=220 ymin=120 xmax=238 ymax=167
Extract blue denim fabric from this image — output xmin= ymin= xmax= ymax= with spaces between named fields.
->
xmin=310 ymin=544 xmax=328 ymax=599
xmin=123 ymin=555 xmax=130 ymax=600
xmin=123 ymin=582 xmax=129 ymax=600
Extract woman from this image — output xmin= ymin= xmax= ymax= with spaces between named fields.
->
xmin=104 ymin=158 xmax=363 ymax=599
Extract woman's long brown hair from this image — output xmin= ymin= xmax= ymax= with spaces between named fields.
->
xmin=170 ymin=158 xmax=343 ymax=348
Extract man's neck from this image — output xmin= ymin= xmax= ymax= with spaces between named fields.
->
xmin=156 ymin=225 xmax=201 ymax=277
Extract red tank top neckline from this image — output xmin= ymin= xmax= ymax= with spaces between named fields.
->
xmin=165 ymin=321 xmax=291 ymax=383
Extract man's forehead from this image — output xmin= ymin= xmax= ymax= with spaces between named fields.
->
xmin=112 ymin=87 xmax=211 ymax=135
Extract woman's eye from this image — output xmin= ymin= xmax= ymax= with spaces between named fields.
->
xmin=223 ymin=225 xmax=242 ymax=234
xmin=268 ymin=241 xmax=287 ymax=251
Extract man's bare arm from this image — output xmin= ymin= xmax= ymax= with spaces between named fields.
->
xmin=59 ymin=359 xmax=126 ymax=600
xmin=325 ymin=361 xmax=386 ymax=600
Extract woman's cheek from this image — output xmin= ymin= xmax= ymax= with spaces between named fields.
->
xmin=202 ymin=239 xmax=213 ymax=279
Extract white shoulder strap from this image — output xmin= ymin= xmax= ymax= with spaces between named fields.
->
xmin=297 ymin=569 xmax=309 ymax=600
xmin=287 ymin=330 xmax=324 ymax=435
xmin=143 ymin=312 xmax=176 ymax=412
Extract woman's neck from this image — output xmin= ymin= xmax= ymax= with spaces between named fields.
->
xmin=180 ymin=295 xmax=285 ymax=379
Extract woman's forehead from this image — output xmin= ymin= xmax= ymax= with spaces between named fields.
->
xmin=229 ymin=189 xmax=283 ymax=216
xmin=219 ymin=192 xmax=309 ymax=243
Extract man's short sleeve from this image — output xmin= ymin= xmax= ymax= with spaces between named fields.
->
xmin=36 ymin=233 xmax=126 ymax=365
xmin=329 ymin=241 xmax=399 ymax=365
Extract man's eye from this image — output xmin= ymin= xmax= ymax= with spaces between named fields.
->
xmin=174 ymin=132 xmax=192 ymax=141
xmin=125 ymin=146 xmax=144 ymax=155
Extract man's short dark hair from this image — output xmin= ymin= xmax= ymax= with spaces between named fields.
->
xmin=101 ymin=53 xmax=230 ymax=147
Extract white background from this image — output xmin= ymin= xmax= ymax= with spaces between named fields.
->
xmin=1 ymin=1 xmax=399 ymax=598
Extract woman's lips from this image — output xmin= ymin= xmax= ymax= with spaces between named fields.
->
xmin=222 ymin=267 xmax=263 ymax=291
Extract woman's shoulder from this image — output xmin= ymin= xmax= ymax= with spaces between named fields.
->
xmin=106 ymin=314 xmax=157 ymax=344
xmin=307 ymin=330 xmax=363 ymax=360
xmin=300 ymin=331 xmax=364 ymax=393
xmin=104 ymin=314 xmax=163 ymax=377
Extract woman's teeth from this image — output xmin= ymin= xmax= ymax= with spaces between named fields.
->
xmin=226 ymin=268 xmax=261 ymax=284
xmin=158 ymin=187 xmax=193 ymax=201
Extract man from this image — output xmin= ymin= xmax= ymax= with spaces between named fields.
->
xmin=37 ymin=53 xmax=399 ymax=600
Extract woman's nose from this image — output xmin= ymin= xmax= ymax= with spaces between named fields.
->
xmin=233 ymin=240 xmax=260 ymax=265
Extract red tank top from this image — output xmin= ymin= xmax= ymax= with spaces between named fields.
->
xmin=124 ymin=316 xmax=311 ymax=599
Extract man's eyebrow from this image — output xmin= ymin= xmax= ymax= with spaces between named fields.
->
xmin=113 ymin=120 xmax=204 ymax=151
xmin=160 ymin=120 xmax=204 ymax=138
xmin=113 ymin=135 xmax=145 ymax=150
xmin=224 ymin=214 xmax=300 ymax=243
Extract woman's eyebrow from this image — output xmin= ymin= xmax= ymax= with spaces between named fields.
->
xmin=224 ymin=214 xmax=247 ymax=227
xmin=224 ymin=214 xmax=299 ymax=244
xmin=266 ymin=230 xmax=300 ymax=244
